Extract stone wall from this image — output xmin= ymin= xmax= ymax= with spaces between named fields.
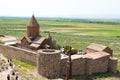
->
xmin=37 ymin=49 xmax=61 ymax=78
xmin=72 ymin=57 xmax=86 ymax=75
xmin=84 ymin=57 xmax=92 ymax=75
xmin=0 ymin=44 xmax=118 ymax=78
xmin=60 ymin=57 xmax=67 ymax=76
xmin=60 ymin=55 xmax=92 ymax=76
xmin=91 ymin=56 xmax=109 ymax=73
xmin=0 ymin=45 xmax=37 ymax=66
xmin=108 ymin=57 xmax=118 ymax=74
xmin=60 ymin=54 xmax=117 ymax=76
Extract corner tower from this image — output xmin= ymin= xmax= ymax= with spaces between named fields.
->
xmin=27 ymin=15 xmax=40 ymax=39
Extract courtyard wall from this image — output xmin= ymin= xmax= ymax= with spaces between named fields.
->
xmin=91 ymin=56 xmax=109 ymax=73
xmin=60 ymin=56 xmax=86 ymax=76
xmin=0 ymin=45 xmax=37 ymax=65
xmin=0 ymin=44 xmax=117 ymax=78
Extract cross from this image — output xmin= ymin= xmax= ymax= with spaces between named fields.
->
xmin=66 ymin=46 xmax=72 ymax=80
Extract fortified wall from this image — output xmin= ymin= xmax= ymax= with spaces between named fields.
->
xmin=0 ymin=44 xmax=118 ymax=79
xmin=0 ymin=45 xmax=37 ymax=66
xmin=37 ymin=50 xmax=117 ymax=78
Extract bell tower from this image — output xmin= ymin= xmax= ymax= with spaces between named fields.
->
xmin=27 ymin=15 xmax=40 ymax=39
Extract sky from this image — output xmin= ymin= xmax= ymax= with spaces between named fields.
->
xmin=0 ymin=0 xmax=120 ymax=18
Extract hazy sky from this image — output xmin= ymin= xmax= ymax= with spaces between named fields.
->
xmin=0 ymin=0 xmax=120 ymax=18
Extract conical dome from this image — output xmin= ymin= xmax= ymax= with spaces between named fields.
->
xmin=28 ymin=15 xmax=39 ymax=27
xmin=46 ymin=33 xmax=52 ymax=39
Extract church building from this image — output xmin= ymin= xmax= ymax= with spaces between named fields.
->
xmin=18 ymin=15 xmax=55 ymax=50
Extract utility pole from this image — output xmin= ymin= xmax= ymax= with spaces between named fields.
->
xmin=66 ymin=46 xmax=72 ymax=80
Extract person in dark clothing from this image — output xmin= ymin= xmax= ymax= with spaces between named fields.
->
xmin=7 ymin=59 xmax=10 ymax=63
xmin=9 ymin=62 xmax=12 ymax=66
xmin=9 ymin=58 xmax=12 ymax=62
xmin=12 ymin=71 xmax=15 ymax=75
xmin=15 ymin=75 xmax=18 ymax=80
xmin=7 ymin=74 xmax=10 ymax=80
xmin=8 ymin=58 xmax=12 ymax=63
xmin=10 ymin=62 xmax=13 ymax=68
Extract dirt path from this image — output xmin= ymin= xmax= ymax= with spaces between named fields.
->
xmin=0 ymin=36 xmax=17 ymax=42
xmin=0 ymin=66 xmax=13 ymax=80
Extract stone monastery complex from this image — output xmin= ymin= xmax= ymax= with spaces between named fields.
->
xmin=0 ymin=15 xmax=118 ymax=79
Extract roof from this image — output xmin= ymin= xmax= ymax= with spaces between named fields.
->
xmin=87 ymin=43 xmax=108 ymax=51
xmin=30 ymin=43 xmax=40 ymax=48
xmin=22 ymin=36 xmax=32 ymax=43
xmin=27 ymin=15 xmax=39 ymax=27
xmin=29 ymin=37 xmax=48 ymax=48
xmin=33 ymin=37 xmax=45 ymax=45
xmin=85 ymin=51 xmax=110 ymax=59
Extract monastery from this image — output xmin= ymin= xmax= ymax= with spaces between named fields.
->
xmin=0 ymin=15 xmax=118 ymax=79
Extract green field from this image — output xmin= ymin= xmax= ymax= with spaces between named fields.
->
xmin=0 ymin=17 xmax=120 ymax=80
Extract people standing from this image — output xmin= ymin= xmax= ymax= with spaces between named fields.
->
xmin=15 ymin=75 xmax=18 ymax=80
xmin=7 ymin=74 xmax=10 ymax=80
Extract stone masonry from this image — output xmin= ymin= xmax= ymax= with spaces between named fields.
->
xmin=37 ymin=49 xmax=61 ymax=78
xmin=0 ymin=44 xmax=118 ymax=79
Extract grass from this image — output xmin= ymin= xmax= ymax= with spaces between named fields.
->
xmin=12 ymin=59 xmax=46 ymax=80
xmin=0 ymin=41 xmax=4 ymax=44
xmin=0 ymin=17 xmax=120 ymax=80
xmin=12 ymin=59 xmax=35 ymax=70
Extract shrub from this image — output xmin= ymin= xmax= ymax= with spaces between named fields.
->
xmin=64 ymin=45 xmax=78 ymax=55
xmin=70 ymin=49 xmax=78 ymax=55
xmin=55 ymin=44 xmax=61 ymax=50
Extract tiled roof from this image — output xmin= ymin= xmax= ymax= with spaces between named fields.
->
xmin=27 ymin=15 xmax=39 ymax=27
xmin=87 ymin=43 xmax=107 ymax=51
